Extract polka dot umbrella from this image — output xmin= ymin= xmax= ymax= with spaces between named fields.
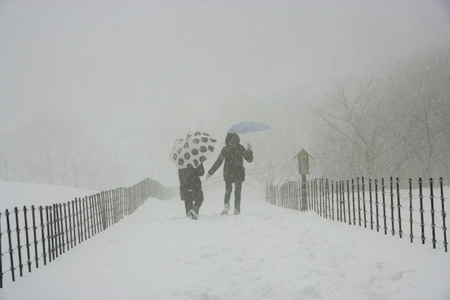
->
xmin=169 ymin=131 xmax=218 ymax=169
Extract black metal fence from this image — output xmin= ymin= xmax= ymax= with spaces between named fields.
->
xmin=0 ymin=178 xmax=173 ymax=288
xmin=266 ymin=177 xmax=448 ymax=252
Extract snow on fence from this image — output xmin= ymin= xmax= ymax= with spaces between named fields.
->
xmin=266 ymin=177 xmax=448 ymax=253
xmin=0 ymin=178 xmax=174 ymax=288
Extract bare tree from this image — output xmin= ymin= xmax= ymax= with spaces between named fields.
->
xmin=312 ymin=78 xmax=400 ymax=180
xmin=5 ymin=113 xmax=103 ymax=187
xmin=249 ymin=126 xmax=298 ymax=189
xmin=388 ymin=46 xmax=450 ymax=179
xmin=312 ymin=46 xmax=450 ymax=181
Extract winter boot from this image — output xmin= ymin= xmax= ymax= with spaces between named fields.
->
xmin=233 ymin=209 xmax=240 ymax=215
xmin=221 ymin=203 xmax=231 ymax=215
xmin=188 ymin=209 xmax=198 ymax=220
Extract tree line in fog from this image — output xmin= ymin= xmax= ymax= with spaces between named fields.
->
xmin=1 ymin=46 xmax=449 ymax=189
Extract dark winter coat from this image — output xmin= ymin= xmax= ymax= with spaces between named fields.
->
xmin=178 ymin=163 xmax=205 ymax=201
xmin=208 ymin=133 xmax=253 ymax=183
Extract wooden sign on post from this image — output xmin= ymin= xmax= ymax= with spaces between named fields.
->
xmin=293 ymin=148 xmax=313 ymax=211
xmin=293 ymin=148 xmax=313 ymax=175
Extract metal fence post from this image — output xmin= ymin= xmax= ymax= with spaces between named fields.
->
xmin=336 ymin=181 xmax=340 ymax=221
xmin=369 ymin=179 xmax=374 ymax=230
xmin=39 ymin=206 xmax=47 ymax=266
xmin=0 ymin=211 xmax=3 ymax=288
xmin=409 ymin=179 xmax=414 ymax=243
xmin=396 ymin=178 xmax=403 ymax=238
xmin=419 ymin=178 xmax=425 ymax=244
xmin=375 ymin=179 xmax=380 ymax=232
xmin=357 ymin=177 xmax=361 ymax=226
xmin=389 ymin=177 xmax=395 ymax=236
xmin=31 ymin=206 xmax=38 ymax=269
xmin=352 ymin=179 xmax=356 ymax=225
xmin=439 ymin=177 xmax=447 ymax=252
xmin=362 ymin=177 xmax=367 ymax=228
xmin=23 ymin=206 xmax=32 ymax=273
xmin=430 ymin=178 xmax=436 ymax=249
xmin=5 ymin=210 xmax=15 ymax=282
xmin=382 ymin=178 xmax=387 ymax=235
xmin=341 ymin=181 xmax=346 ymax=223
xmin=331 ymin=180 xmax=335 ymax=220
xmin=14 ymin=207 xmax=23 ymax=277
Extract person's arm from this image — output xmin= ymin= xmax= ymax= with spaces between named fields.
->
xmin=243 ymin=143 xmax=253 ymax=163
xmin=206 ymin=148 xmax=225 ymax=179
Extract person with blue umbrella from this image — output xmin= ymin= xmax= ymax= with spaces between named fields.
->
xmin=206 ymin=132 xmax=253 ymax=215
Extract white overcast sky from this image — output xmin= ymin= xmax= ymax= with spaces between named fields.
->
xmin=0 ymin=0 xmax=449 ymax=179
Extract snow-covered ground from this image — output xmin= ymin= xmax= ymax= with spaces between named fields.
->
xmin=0 ymin=181 xmax=99 ymax=212
xmin=0 ymin=181 xmax=449 ymax=300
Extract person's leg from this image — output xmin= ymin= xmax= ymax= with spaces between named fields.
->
xmin=184 ymin=199 xmax=193 ymax=217
xmin=224 ymin=181 xmax=232 ymax=205
xmin=222 ymin=181 xmax=232 ymax=214
xmin=234 ymin=181 xmax=242 ymax=214
xmin=192 ymin=190 xmax=204 ymax=215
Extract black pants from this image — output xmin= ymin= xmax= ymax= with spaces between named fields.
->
xmin=224 ymin=181 xmax=242 ymax=212
xmin=184 ymin=190 xmax=204 ymax=216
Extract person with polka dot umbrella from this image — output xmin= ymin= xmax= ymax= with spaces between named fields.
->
xmin=170 ymin=131 xmax=217 ymax=219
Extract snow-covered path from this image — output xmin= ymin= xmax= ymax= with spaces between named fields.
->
xmin=1 ymin=185 xmax=449 ymax=300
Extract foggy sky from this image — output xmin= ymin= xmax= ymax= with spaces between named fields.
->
xmin=1 ymin=0 xmax=449 ymax=185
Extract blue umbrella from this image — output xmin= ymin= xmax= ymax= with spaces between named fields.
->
xmin=227 ymin=121 xmax=270 ymax=134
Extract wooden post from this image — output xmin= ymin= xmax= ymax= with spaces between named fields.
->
xmin=293 ymin=148 xmax=313 ymax=212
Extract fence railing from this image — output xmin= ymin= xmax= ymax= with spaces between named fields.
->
xmin=0 ymin=178 xmax=174 ymax=288
xmin=266 ymin=177 xmax=448 ymax=253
